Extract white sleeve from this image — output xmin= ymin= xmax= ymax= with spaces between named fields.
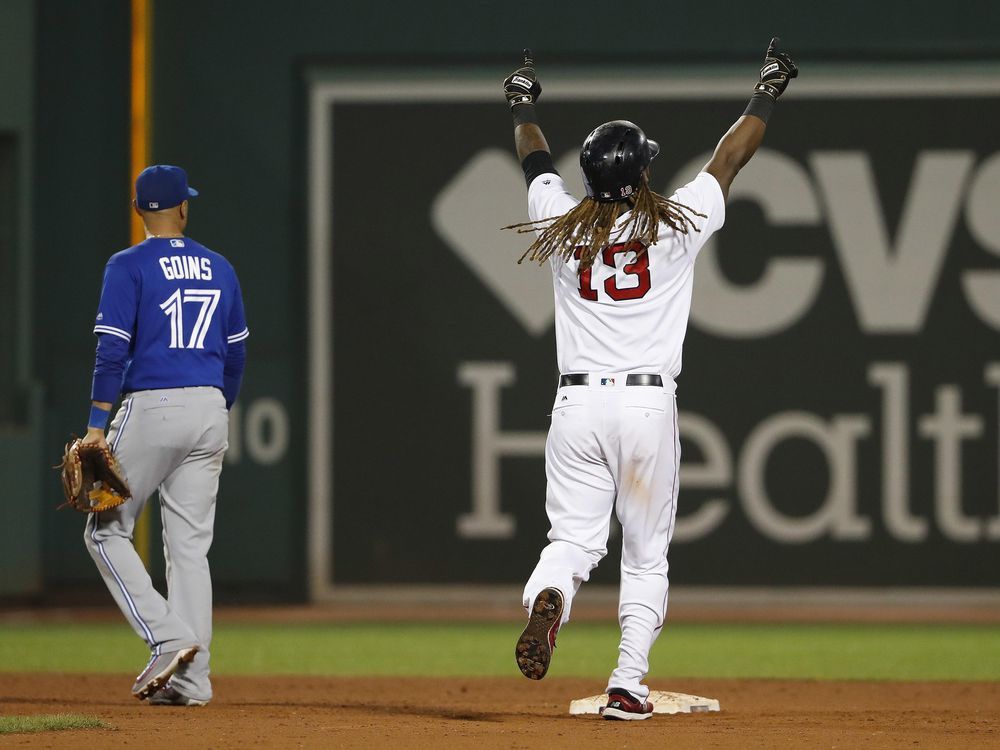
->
xmin=667 ymin=171 xmax=727 ymax=261
xmin=527 ymin=173 xmax=579 ymax=225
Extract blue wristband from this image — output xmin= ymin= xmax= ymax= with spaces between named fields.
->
xmin=88 ymin=403 xmax=111 ymax=430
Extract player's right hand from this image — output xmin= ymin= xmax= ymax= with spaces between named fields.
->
xmin=754 ymin=37 xmax=798 ymax=101
xmin=503 ymin=48 xmax=542 ymax=109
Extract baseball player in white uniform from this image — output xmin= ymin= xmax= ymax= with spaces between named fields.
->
xmin=502 ymin=42 xmax=798 ymax=719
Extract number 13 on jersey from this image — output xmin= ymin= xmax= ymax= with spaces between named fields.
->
xmin=575 ymin=241 xmax=651 ymax=302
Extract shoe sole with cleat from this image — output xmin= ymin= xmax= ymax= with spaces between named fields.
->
xmin=515 ymin=587 xmax=564 ymax=680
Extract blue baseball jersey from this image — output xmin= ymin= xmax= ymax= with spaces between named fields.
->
xmin=93 ymin=237 xmax=249 ymax=394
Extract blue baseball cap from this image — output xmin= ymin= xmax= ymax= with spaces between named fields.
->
xmin=134 ymin=165 xmax=199 ymax=211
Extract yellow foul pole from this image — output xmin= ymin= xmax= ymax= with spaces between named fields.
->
xmin=130 ymin=0 xmax=152 ymax=565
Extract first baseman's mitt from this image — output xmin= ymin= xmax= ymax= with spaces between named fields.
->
xmin=57 ymin=438 xmax=132 ymax=512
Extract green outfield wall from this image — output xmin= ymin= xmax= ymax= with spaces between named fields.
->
xmin=0 ymin=0 xmax=41 ymax=596
xmin=21 ymin=0 xmax=1000 ymax=600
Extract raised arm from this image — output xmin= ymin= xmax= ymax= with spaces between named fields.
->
xmin=704 ymin=116 xmax=767 ymax=202
xmin=515 ymin=123 xmax=550 ymax=162
xmin=704 ymin=38 xmax=798 ymax=200
xmin=504 ymin=49 xmax=552 ymax=162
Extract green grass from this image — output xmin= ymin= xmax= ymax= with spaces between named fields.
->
xmin=0 ymin=622 xmax=998 ymax=681
xmin=0 ymin=714 xmax=107 ymax=735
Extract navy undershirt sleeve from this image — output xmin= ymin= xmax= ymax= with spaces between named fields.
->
xmin=223 ymin=340 xmax=247 ymax=409
xmin=92 ymin=333 xmax=130 ymax=403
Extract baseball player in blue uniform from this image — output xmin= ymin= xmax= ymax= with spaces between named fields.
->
xmin=80 ymin=165 xmax=248 ymax=706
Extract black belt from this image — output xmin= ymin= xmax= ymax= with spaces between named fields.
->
xmin=559 ymin=373 xmax=663 ymax=387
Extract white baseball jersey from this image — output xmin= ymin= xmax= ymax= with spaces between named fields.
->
xmin=522 ymin=167 xmax=727 ymax=702
xmin=527 ymin=171 xmax=726 ymax=379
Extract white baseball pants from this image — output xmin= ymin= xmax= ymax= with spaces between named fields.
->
xmin=523 ymin=375 xmax=680 ymax=701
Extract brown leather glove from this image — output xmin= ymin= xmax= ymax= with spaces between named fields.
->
xmin=57 ymin=438 xmax=132 ymax=512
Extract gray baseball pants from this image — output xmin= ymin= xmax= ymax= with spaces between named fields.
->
xmin=84 ymin=386 xmax=228 ymax=702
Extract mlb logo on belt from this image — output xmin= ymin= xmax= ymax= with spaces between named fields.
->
xmin=600 ymin=377 xmax=616 ymax=386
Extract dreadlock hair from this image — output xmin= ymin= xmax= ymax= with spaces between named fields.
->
xmin=503 ymin=176 xmax=706 ymax=272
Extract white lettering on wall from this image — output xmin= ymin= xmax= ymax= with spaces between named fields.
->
xmin=962 ymin=153 xmax=1000 ymax=329
xmin=455 ymin=362 xmax=546 ymax=539
xmin=658 ymin=150 xmax=999 ymax=339
xmin=984 ymin=364 xmax=1000 ymax=540
xmin=918 ymin=385 xmax=984 ymax=542
xmin=813 ymin=150 xmax=974 ymax=332
xmin=226 ymin=398 xmax=290 ymax=466
xmin=674 ymin=413 xmax=731 ymax=541
xmin=739 ymin=411 xmax=871 ymax=543
xmin=456 ymin=361 xmax=1000 ymax=545
xmin=683 ymin=149 xmax=826 ymax=338
xmin=868 ymin=363 xmax=927 ymax=541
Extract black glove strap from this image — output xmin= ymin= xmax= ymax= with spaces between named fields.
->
xmin=753 ymin=81 xmax=781 ymax=99
xmin=512 ymin=102 xmax=539 ymax=127
xmin=743 ymin=91 xmax=775 ymax=124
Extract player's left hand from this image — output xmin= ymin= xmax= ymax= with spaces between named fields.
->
xmin=56 ymin=436 xmax=131 ymax=513
xmin=82 ymin=427 xmax=109 ymax=451
xmin=503 ymin=48 xmax=542 ymax=109
xmin=754 ymin=37 xmax=798 ymax=101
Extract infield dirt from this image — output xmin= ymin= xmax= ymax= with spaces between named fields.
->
xmin=1 ymin=673 xmax=997 ymax=749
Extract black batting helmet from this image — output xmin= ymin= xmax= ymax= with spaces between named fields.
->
xmin=580 ymin=120 xmax=660 ymax=203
